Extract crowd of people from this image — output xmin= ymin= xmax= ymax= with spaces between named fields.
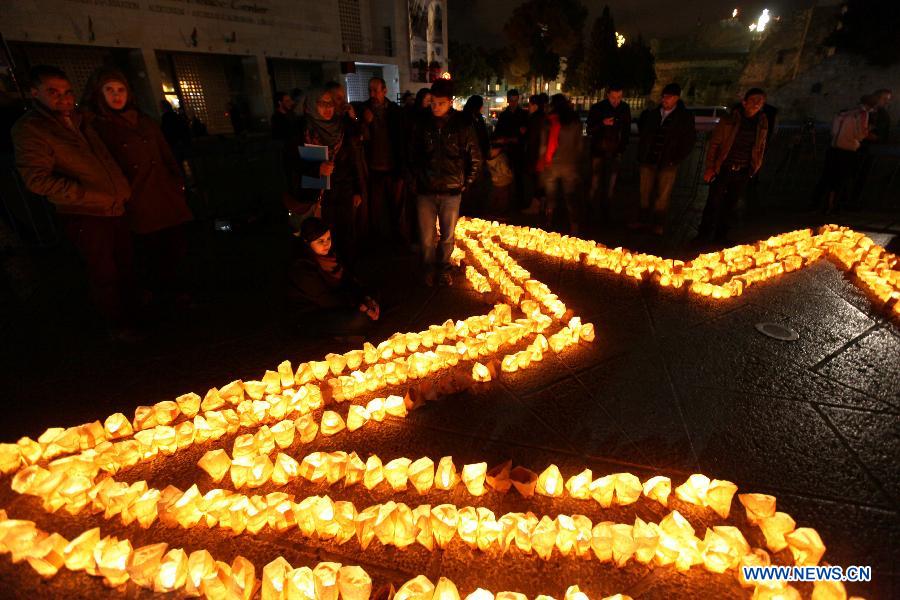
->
xmin=9 ymin=61 xmax=893 ymax=341
xmin=12 ymin=65 xmax=193 ymax=343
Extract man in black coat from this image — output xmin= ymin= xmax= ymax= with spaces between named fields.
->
xmin=361 ymin=77 xmax=405 ymax=240
xmin=634 ymin=83 xmax=696 ymax=235
xmin=587 ymin=84 xmax=631 ymax=223
xmin=495 ymin=88 xmax=529 ymax=207
xmin=408 ymin=79 xmax=483 ymax=287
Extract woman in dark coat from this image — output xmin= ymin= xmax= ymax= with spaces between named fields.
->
xmin=286 ymin=88 xmax=365 ymax=262
xmin=82 ymin=67 xmax=193 ymax=304
xmin=289 ymin=217 xmax=379 ymax=337
xmin=462 ymin=95 xmax=490 ymax=215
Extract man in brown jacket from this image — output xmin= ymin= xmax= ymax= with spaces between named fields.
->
xmin=12 ymin=65 xmax=135 ymax=335
xmin=696 ymin=88 xmax=768 ymax=244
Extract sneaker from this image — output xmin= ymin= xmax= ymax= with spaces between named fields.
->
xmin=438 ymin=271 xmax=453 ymax=287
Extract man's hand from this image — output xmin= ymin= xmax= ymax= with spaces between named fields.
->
xmin=703 ymin=168 xmax=716 ymax=183
xmin=319 ymin=161 xmax=335 ymax=177
xmin=603 ymin=117 xmax=615 ymax=126
xmin=352 ymin=194 xmax=363 ymax=209
xmin=363 ymin=108 xmax=374 ymax=124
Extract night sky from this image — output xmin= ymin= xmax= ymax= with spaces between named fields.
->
xmin=449 ymin=0 xmax=820 ymax=47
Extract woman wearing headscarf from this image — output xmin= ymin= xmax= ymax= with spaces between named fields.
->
xmin=288 ymin=217 xmax=379 ymax=339
xmin=287 ymin=88 xmax=365 ymax=262
xmin=81 ymin=66 xmax=194 ymax=307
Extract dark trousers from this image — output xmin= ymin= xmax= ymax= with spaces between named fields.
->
xmin=542 ymin=164 xmax=582 ymax=234
xmin=811 ymin=147 xmax=858 ymax=210
xmin=589 ymin=153 xmax=622 ymax=221
xmin=135 ymin=224 xmax=189 ymax=299
xmin=697 ymin=166 xmax=751 ymax=242
xmin=368 ymin=170 xmax=402 ymax=239
xmin=61 ymin=214 xmax=135 ymax=327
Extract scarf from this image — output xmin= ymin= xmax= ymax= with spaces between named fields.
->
xmin=314 ymin=252 xmax=344 ymax=285
xmin=303 ymin=88 xmax=344 ymax=156
xmin=540 ymin=113 xmax=561 ymax=171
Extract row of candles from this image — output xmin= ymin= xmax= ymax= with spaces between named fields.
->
xmin=2 ymin=221 xmax=874 ymax=598
xmin=460 ymin=219 xmax=897 ymax=310
xmin=3 ymin=513 xmax=676 ymax=600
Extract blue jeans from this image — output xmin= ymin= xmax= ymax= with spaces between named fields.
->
xmin=416 ymin=193 xmax=461 ymax=271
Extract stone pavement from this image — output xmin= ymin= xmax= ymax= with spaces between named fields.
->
xmin=0 ymin=209 xmax=898 ymax=598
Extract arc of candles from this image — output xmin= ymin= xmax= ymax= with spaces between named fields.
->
xmin=3 ymin=219 xmax=890 ymax=599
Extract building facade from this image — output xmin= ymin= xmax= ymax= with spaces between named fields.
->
xmin=1 ymin=0 xmax=449 ymax=133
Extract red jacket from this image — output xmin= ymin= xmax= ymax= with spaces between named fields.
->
xmin=88 ymin=110 xmax=193 ymax=234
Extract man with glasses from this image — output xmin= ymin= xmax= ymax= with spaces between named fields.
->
xmin=12 ymin=65 xmax=135 ymax=340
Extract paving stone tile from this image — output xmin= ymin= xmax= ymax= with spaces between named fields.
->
xmin=677 ymin=385 xmax=894 ymax=509
xmin=575 ymin=347 xmax=697 ymax=471
xmin=498 ymin=351 xmax=577 ymax=396
xmin=640 ymin=284 xmax=750 ymax=338
xmin=817 ymin=327 xmax=900 ymax=409
xmin=819 ymin=404 xmax=900 ymax=504
xmin=403 ymin=384 xmax=578 ymax=454
xmin=517 ymin=369 xmax=694 ymax=472
xmin=658 ymin=304 xmax=896 ymax=413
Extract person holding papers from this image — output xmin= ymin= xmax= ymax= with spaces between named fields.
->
xmin=286 ymin=88 xmax=365 ymax=262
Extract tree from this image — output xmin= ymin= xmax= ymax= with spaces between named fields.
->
xmin=449 ymin=40 xmax=495 ymax=97
xmin=562 ymin=40 xmax=586 ymax=95
xmin=826 ymin=0 xmax=900 ymax=66
xmin=582 ymin=5 xmax=617 ymax=93
xmin=615 ymin=35 xmax=656 ymax=94
xmin=503 ymin=0 xmax=588 ymax=91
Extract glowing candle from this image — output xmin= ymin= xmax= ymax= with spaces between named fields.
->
xmin=536 ymin=465 xmax=563 ymax=497
xmin=461 ymin=462 xmax=487 ymax=496
xmin=435 ymin=456 xmax=459 ymax=490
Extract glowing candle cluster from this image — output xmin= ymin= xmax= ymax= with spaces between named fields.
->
xmin=2 ymin=219 xmax=885 ymax=599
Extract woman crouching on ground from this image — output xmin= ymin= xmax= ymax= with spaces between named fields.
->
xmin=289 ymin=217 xmax=379 ymax=339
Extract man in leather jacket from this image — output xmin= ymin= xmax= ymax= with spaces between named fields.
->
xmin=408 ymin=79 xmax=483 ymax=286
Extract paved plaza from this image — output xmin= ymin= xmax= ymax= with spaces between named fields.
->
xmin=0 ymin=206 xmax=897 ymax=598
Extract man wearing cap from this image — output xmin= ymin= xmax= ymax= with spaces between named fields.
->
xmin=495 ymin=89 xmax=529 ymax=207
xmin=634 ymin=83 xmax=696 ymax=235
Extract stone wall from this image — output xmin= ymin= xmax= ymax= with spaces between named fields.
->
xmin=769 ymin=53 xmax=900 ymax=125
